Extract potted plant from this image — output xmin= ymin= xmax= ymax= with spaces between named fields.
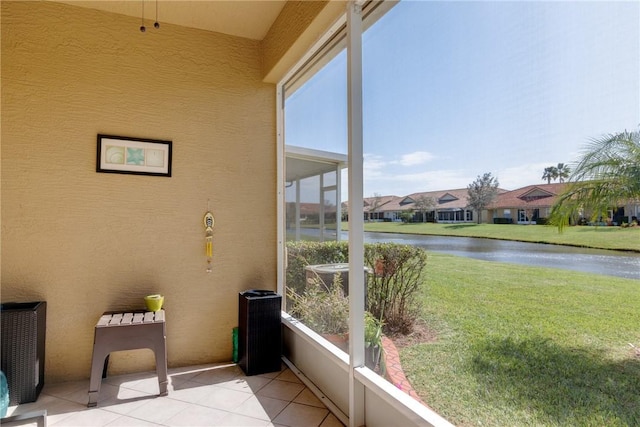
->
xmin=364 ymin=311 xmax=384 ymax=372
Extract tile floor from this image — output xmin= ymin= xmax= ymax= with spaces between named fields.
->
xmin=5 ymin=363 xmax=344 ymax=427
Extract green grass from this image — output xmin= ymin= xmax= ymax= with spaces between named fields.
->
xmin=402 ymin=253 xmax=640 ymax=426
xmin=361 ymin=222 xmax=640 ymax=252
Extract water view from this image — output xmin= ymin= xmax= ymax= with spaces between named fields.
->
xmin=306 ymin=231 xmax=640 ymax=280
xmin=364 ymin=232 xmax=640 ymax=280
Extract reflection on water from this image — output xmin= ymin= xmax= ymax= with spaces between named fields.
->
xmin=321 ymin=231 xmax=638 ymax=280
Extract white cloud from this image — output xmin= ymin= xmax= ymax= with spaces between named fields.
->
xmin=362 ymin=152 xmax=562 ymax=197
xmin=363 ymin=168 xmax=473 ymax=197
xmin=495 ymin=162 xmax=553 ymax=190
xmin=363 ymin=153 xmax=387 ymax=178
xmin=361 ymin=162 xmax=564 ymax=197
xmin=393 ymin=151 xmax=435 ymax=167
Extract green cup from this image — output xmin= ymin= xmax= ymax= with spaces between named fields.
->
xmin=144 ymin=294 xmax=164 ymax=312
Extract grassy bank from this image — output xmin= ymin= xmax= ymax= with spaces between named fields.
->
xmin=402 ymin=253 xmax=640 ymax=426
xmin=362 ymin=222 xmax=640 ymax=252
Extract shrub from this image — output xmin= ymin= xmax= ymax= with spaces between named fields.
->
xmin=493 ymin=217 xmax=513 ymax=224
xmin=285 ymin=240 xmax=349 ymax=303
xmin=285 ymin=240 xmax=428 ymax=335
xmin=365 ymin=243 xmax=428 ymax=334
xmin=287 ymin=273 xmax=349 ymax=336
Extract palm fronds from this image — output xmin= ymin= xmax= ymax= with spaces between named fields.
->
xmin=549 ymin=129 xmax=640 ymax=231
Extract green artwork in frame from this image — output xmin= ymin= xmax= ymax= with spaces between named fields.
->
xmin=97 ymin=134 xmax=172 ymax=177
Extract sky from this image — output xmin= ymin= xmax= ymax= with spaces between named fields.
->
xmin=284 ymin=0 xmax=640 ymax=199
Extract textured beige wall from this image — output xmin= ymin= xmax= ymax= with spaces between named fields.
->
xmin=261 ymin=0 xmax=345 ymax=83
xmin=1 ymin=1 xmax=277 ymax=382
xmin=262 ymin=1 xmax=328 ymax=78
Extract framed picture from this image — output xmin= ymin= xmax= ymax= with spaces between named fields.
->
xmin=97 ymin=134 xmax=172 ymax=177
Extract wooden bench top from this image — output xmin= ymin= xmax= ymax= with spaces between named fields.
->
xmin=96 ymin=310 xmax=165 ymax=328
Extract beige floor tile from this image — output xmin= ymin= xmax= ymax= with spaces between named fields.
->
xmin=7 ymin=393 xmax=84 ymax=425
xmin=41 ymin=379 xmax=88 ymax=398
xmin=48 ymin=407 xmax=122 ymax=426
xmin=103 ymin=371 xmax=156 ymax=388
xmin=164 ymin=381 xmax=219 ymax=405
xmin=163 ymin=404 xmax=228 ymax=426
xmin=274 ymin=369 xmax=302 ymax=384
xmin=190 ymin=364 xmax=243 ymax=385
xmin=104 ymin=415 xmax=161 ymax=426
xmin=293 ymin=388 xmax=325 ymax=408
xmin=256 ymin=380 xmax=305 ymax=402
xmin=272 ymin=402 xmax=329 ymax=427
xmin=196 ymin=385 xmax=253 ymax=411
xmin=118 ymin=376 xmax=162 ymax=395
xmin=43 ymin=379 xmax=114 ymax=406
xmin=256 ymin=367 xmax=284 ymax=379
xmin=232 ymin=394 xmax=289 ymax=421
xmin=98 ymin=388 xmax=157 ymax=416
xmin=9 ymin=363 xmax=342 ymax=427
xmin=319 ymin=412 xmax=346 ymax=427
xmin=168 ymin=363 xmax=223 ymax=378
xmin=215 ymin=375 xmax=272 ymax=394
xmin=216 ymin=412 xmax=271 ymax=426
xmin=125 ymin=396 xmax=191 ymax=424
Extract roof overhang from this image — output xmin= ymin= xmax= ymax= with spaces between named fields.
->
xmin=285 ymin=145 xmax=347 ymax=182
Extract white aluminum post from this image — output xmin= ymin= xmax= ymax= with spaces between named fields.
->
xmin=347 ymin=1 xmax=365 ymax=426
xmin=320 ymin=173 xmax=325 ymax=241
xmin=295 ymin=178 xmax=301 ymax=241
xmin=276 ymin=84 xmax=285 ymax=301
xmin=336 ymin=165 xmax=343 ymax=241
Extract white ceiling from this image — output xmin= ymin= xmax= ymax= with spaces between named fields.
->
xmin=53 ymin=0 xmax=287 ymax=40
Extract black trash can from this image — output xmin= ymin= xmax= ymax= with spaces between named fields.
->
xmin=1 ymin=301 xmax=47 ymax=404
xmin=238 ymin=290 xmax=281 ymax=376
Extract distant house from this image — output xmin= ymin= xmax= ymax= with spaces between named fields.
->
xmin=488 ymin=183 xmax=567 ymax=224
xmin=367 ymin=188 xmax=489 ymax=223
xmin=488 ymin=183 xmax=640 ymax=225
xmin=363 ymin=195 xmax=398 ymax=221
xmin=353 ymin=182 xmax=639 ymax=225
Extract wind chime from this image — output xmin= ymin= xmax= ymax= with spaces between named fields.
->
xmin=203 ymin=209 xmax=215 ymax=273
xmin=140 ymin=0 xmax=160 ymax=32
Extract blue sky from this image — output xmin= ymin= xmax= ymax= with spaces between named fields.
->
xmin=285 ymin=0 xmax=639 ymax=198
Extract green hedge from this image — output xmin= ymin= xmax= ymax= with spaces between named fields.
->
xmin=285 ymin=240 xmax=428 ymax=335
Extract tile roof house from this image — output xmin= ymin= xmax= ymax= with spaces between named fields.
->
xmin=364 ymin=182 xmax=639 ymax=225
xmin=488 ymin=182 xmax=640 ymax=225
xmin=370 ymin=188 xmax=508 ymax=223
xmin=487 ymin=183 xmax=567 ymax=224
xmin=363 ymin=195 xmax=399 ymax=220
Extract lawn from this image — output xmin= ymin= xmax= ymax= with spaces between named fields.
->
xmin=401 ymin=253 xmax=640 ymax=426
xmin=361 ymin=222 xmax=640 ymax=252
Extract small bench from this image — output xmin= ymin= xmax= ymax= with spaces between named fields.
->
xmin=87 ymin=310 xmax=167 ymax=407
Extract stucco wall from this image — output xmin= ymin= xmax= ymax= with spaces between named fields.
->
xmin=261 ymin=0 xmax=345 ymax=83
xmin=1 ymin=1 xmax=277 ymax=382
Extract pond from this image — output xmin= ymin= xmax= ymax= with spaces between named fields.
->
xmin=299 ymin=229 xmax=639 ymax=279
xmin=360 ymin=232 xmax=640 ymax=280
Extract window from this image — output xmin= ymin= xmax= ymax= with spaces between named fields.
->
xmin=280 ymin=0 xmax=396 ymax=372
xmin=466 ymin=210 xmax=473 ymax=222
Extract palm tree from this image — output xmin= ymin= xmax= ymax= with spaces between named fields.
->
xmin=542 ymin=166 xmax=558 ymax=184
xmin=556 ymin=163 xmax=571 ymax=183
xmin=550 ymin=129 xmax=640 ymax=230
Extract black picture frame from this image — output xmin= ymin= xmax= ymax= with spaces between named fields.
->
xmin=97 ymin=134 xmax=172 ymax=177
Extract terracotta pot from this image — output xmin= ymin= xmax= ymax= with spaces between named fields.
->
xmin=321 ymin=333 xmax=349 ymax=352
